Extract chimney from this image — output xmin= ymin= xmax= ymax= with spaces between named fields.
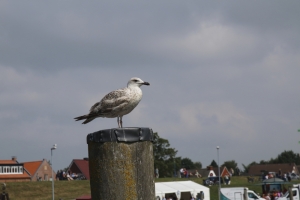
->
xmin=83 ymin=157 xmax=89 ymax=161
xmin=12 ymin=156 xmax=17 ymax=161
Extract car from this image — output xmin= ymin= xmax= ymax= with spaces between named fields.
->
xmin=289 ymin=173 xmax=300 ymax=180
xmin=203 ymin=176 xmax=223 ymax=186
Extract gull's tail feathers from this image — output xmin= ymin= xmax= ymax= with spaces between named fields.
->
xmin=74 ymin=115 xmax=96 ymax=124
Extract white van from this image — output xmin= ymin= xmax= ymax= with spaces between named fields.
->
xmin=221 ymin=187 xmax=265 ymax=200
xmin=277 ymin=184 xmax=300 ymax=200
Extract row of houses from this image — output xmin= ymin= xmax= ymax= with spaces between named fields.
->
xmin=0 ymin=157 xmax=90 ymax=182
xmin=1 ymin=156 xmax=299 ymax=182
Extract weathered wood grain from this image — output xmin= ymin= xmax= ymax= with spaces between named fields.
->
xmin=88 ymin=141 xmax=155 ymax=200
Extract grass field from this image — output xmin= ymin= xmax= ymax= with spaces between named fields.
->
xmin=4 ymin=176 xmax=299 ymax=200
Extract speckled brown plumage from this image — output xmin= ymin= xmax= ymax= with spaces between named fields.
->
xmin=74 ymin=77 xmax=150 ymax=128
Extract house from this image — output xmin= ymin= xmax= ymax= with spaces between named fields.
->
xmin=68 ymin=158 xmax=90 ymax=180
xmin=0 ymin=157 xmax=31 ymax=182
xmin=0 ymin=157 xmax=56 ymax=182
xmin=248 ymin=163 xmax=299 ymax=176
xmin=22 ymin=159 xmax=56 ymax=181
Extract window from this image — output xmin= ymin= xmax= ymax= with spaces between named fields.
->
xmin=287 ymin=190 xmax=298 ymax=198
xmin=0 ymin=166 xmax=23 ymax=174
xmin=11 ymin=166 xmax=19 ymax=173
xmin=44 ymin=166 xmax=47 ymax=170
xmin=3 ymin=166 xmax=10 ymax=173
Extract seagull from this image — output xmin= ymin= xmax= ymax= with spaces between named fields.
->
xmin=74 ymin=77 xmax=150 ymax=128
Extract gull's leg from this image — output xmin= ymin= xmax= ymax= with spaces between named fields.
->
xmin=120 ymin=116 xmax=123 ymax=128
xmin=117 ymin=116 xmax=121 ymax=128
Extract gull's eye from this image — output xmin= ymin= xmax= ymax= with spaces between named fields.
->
xmin=133 ymin=79 xmax=138 ymax=82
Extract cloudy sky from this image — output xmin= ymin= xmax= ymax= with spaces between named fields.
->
xmin=1 ymin=1 xmax=300 ymax=172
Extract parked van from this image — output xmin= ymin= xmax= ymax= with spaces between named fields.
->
xmin=277 ymin=184 xmax=300 ymax=200
xmin=221 ymin=187 xmax=265 ymax=200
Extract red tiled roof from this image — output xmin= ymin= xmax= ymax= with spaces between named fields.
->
xmin=73 ymin=159 xmax=90 ymax=179
xmin=0 ymin=173 xmax=30 ymax=179
xmin=0 ymin=160 xmax=17 ymax=164
xmin=22 ymin=161 xmax=43 ymax=175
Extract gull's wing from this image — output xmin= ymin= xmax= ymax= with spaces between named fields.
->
xmin=90 ymin=88 xmax=129 ymax=113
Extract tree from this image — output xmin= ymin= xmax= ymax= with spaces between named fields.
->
xmin=210 ymin=160 xmax=218 ymax=167
xmin=181 ymin=158 xmax=195 ymax=170
xmin=222 ymin=160 xmax=238 ymax=170
xmin=275 ymin=150 xmax=300 ymax=165
xmin=194 ymin=162 xmax=202 ymax=170
xmin=259 ymin=160 xmax=268 ymax=164
xmin=153 ymin=132 xmax=179 ymax=177
xmin=244 ymin=150 xmax=300 ymax=175
xmin=222 ymin=160 xmax=240 ymax=175
xmin=153 ymin=132 xmax=204 ymax=177
xmin=242 ymin=161 xmax=258 ymax=174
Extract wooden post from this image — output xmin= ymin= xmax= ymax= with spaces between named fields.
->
xmin=243 ymin=188 xmax=248 ymax=200
xmin=289 ymin=187 xmax=294 ymax=200
xmin=87 ymin=127 xmax=155 ymax=200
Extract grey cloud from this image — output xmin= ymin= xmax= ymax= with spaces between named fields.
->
xmin=1 ymin=1 xmax=300 ymax=170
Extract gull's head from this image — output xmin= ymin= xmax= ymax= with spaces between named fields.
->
xmin=127 ymin=77 xmax=150 ymax=88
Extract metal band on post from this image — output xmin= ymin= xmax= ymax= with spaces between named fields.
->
xmin=87 ymin=127 xmax=154 ymax=143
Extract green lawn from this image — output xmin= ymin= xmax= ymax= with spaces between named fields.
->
xmin=4 ymin=176 xmax=299 ymax=200
xmin=5 ymin=180 xmax=91 ymax=200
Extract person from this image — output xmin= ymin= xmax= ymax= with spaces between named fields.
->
xmin=224 ymin=174 xmax=230 ymax=185
xmin=283 ymin=173 xmax=287 ymax=181
xmin=66 ymin=173 xmax=73 ymax=181
xmin=230 ymin=168 xmax=234 ymax=176
xmin=269 ymin=173 xmax=274 ymax=178
xmin=180 ymin=168 xmax=184 ymax=178
xmin=56 ymin=170 xmax=60 ymax=180
xmin=58 ymin=170 xmax=63 ymax=180
xmin=185 ymin=169 xmax=189 ymax=178
xmin=63 ymin=171 xmax=67 ymax=180
xmin=287 ymin=173 xmax=291 ymax=182
xmin=183 ymin=168 xmax=187 ymax=178
xmin=71 ymin=173 xmax=78 ymax=180
xmin=275 ymin=190 xmax=282 ymax=199
xmin=278 ymin=169 xmax=282 ymax=178
xmin=272 ymin=190 xmax=278 ymax=200
xmin=1 ymin=183 xmax=9 ymax=200
xmin=195 ymin=170 xmax=201 ymax=178
xmin=264 ymin=193 xmax=271 ymax=200
xmin=155 ymin=168 xmax=159 ymax=178
xmin=265 ymin=174 xmax=269 ymax=180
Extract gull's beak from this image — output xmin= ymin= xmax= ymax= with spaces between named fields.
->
xmin=143 ymin=82 xmax=150 ymax=86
